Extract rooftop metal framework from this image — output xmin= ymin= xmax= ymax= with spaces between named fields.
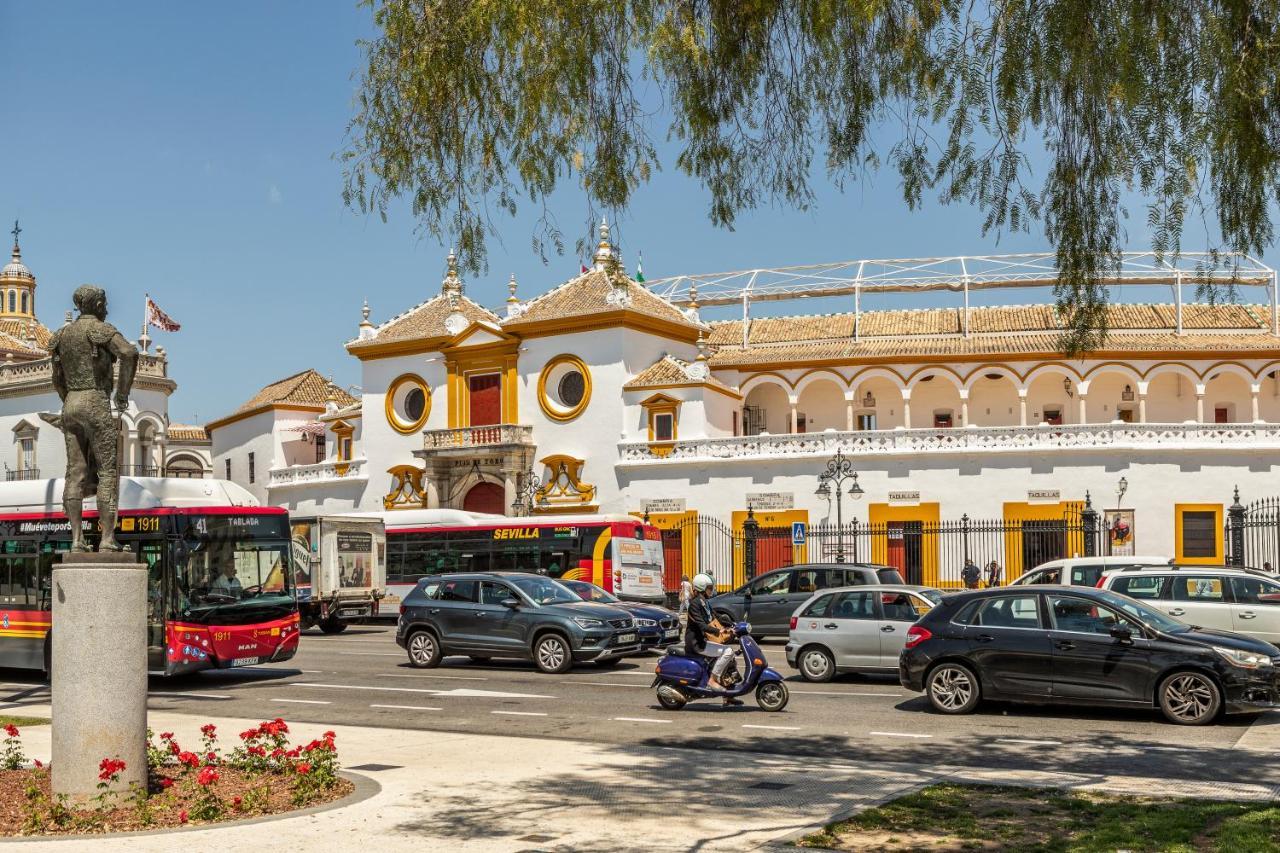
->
xmin=644 ymin=251 xmax=1279 ymax=340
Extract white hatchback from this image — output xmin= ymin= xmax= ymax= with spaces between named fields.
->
xmin=1012 ymin=555 xmax=1173 ymax=588
xmin=1099 ymin=566 xmax=1280 ymax=646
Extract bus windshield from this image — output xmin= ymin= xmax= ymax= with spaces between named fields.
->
xmin=176 ymin=537 xmax=295 ymax=623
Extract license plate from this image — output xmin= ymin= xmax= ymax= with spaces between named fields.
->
xmin=663 ymin=629 xmax=679 ymax=638
xmin=232 ymin=657 xmax=260 ymax=667
xmin=617 ymin=633 xmax=636 ymax=644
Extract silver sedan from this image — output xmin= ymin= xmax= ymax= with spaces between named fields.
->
xmin=785 ymin=584 xmax=944 ymax=682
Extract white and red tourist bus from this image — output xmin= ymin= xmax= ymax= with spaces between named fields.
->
xmin=366 ymin=509 xmax=666 ymax=612
xmin=0 ymin=478 xmax=300 ymax=675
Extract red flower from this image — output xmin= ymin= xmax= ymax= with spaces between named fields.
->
xmin=232 ymin=796 xmax=242 ymax=808
xmin=270 ymin=747 xmax=285 ymax=759
xmin=239 ymin=729 xmax=257 ymax=741
xmin=160 ymin=732 xmax=174 ymax=740
xmin=197 ymin=766 xmax=219 ymax=786
xmin=98 ymin=757 xmax=127 ymax=781
xmin=160 ymin=778 xmax=174 ymax=789
xmin=206 ymin=751 xmax=217 ymax=763
xmin=179 ymin=809 xmax=189 ymax=824
xmin=249 ymin=745 xmax=266 ymax=757
xmin=169 ymin=742 xmax=181 ymax=755
xmin=33 ymin=759 xmax=42 ymax=769
xmin=178 ymin=751 xmax=200 ymax=768
xmin=295 ymin=762 xmax=311 ymax=775
xmin=200 ymin=724 xmax=217 ymax=737
xmin=3 ymin=723 xmax=18 ymax=737
xmin=323 ymin=730 xmax=336 ymax=739
xmin=285 ymin=747 xmax=301 ymax=759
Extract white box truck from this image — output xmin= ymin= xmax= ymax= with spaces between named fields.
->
xmin=289 ymin=515 xmax=386 ymax=633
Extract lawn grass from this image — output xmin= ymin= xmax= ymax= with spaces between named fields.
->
xmin=796 ymin=783 xmax=1280 ymax=852
xmin=0 ymin=714 xmax=50 ymax=727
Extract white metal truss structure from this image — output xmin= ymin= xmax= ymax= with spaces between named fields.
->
xmin=644 ymin=252 xmax=1279 ymax=342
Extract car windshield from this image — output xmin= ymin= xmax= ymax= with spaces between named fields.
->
xmin=176 ymin=537 xmax=295 ymax=623
xmin=509 ymin=575 xmax=580 ymax=605
xmin=1095 ymin=588 xmax=1189 ymax=633
xmin=918 ymin=589 xmax=944 ymax=604
xmin=563 ymin=580 xmax=619 ymax=603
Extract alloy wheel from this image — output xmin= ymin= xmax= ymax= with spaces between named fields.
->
xmin=409 ymin=633 xmax=436 ymax=665
xmin=536 ymin=637 xmax=567 ymax=672
xmin=1163 ymin=673 xmax=1215 ymax=723
xmin=930 ymin=665 xmax=974 ymax=712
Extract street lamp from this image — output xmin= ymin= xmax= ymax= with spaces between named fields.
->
xmin=512 ymin=467 xmax=544 ymax=517
xmin=816 ymin=448 xmax=863 ymax=563
xmin=1116 ymin=476 xmax=1128 ymax=507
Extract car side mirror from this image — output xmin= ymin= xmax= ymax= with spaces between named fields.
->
xmin=501 ymin=597 xmax=520 ymax=609
xmin=1110 ymin=625 xmax=1134 ymax=643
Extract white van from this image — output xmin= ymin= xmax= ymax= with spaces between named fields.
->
xmin=1011 ymin=555 xmax=1173 ymax=588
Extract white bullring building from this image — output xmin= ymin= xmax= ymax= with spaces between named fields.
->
xmin=215 ymin=220 xmax=1280 ymax=583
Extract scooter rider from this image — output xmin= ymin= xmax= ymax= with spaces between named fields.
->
xmin=685 ymin=573 xmax=742 ymax=705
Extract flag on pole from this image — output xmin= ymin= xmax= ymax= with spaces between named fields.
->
xmin=580 ymin=263 xmax=590 ymax=274
xmin=635 ymin=252 xmax=645 ymax=283
xmin=145 ymin=295 xmax=181 ymax=332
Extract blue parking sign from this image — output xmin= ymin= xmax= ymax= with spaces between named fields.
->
xmin=791 ymin=522 xmax=806 ymax=545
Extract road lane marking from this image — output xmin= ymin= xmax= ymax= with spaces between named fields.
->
xmin=370 ymin=704 xmax=443 ymax=712
xmin=376 ymin=673 xmax=488 ymax=681
xmin=791 ymin=690 xmax=902 ymax=697
xmin=273 ymin=698 xmax=330 ymax=705
xmin=743 ymin=724 xmax=801 ymax=731
xmin=560 ymin=680 xmax=646 ymax=688
xmin=335 ymin=652 xmax=404 ymax=657
xmin=491 ymin=710 xmax=547 ymax=717
xmin=295 ymin=683 xmax=553 ymax=699
xmin=150 ymin=692 xmax=232 ymax=701
xmin=300 ymin=670 xmax=324 ymax=674
xmin=996 ymin=738 xmax=1062 ymax=746
xmin=869 ymin=731 xmax=932 ymax=739
xmin=611 ymin=717 xmax=671 ymax=724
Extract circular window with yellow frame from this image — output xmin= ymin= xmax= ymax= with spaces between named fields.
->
xmin=538 ymin=355 xmax=592 ymax=421
xmin=386 ymin=374 xmax=431 ymax=434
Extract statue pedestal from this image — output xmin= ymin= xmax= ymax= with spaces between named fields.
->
xmin=51 ymin=552 xmax=148 ymax=803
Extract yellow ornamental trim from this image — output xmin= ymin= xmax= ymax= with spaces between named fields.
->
xmin=537 ymin=354 xmax=592 ymax=422
xmin=385 ymin=374 xmax=431 ymax=435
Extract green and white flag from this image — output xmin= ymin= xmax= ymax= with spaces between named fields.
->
xmin=635 ymin=251 xmax=645 ymax=283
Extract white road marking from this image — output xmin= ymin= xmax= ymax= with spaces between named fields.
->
xmin=869 ymin=731 xmax=932 ymax=739
xmin=377 ymin=673 xmax=487 ymax=681
xmin=791 ymin=690 xmax=903 ymax=697
xmin=151 ymin=692 xmax=232 ymax=701
xmin=996 ymin=738 xmax=1062 ymax=746
xmin=273 ymin=698 xmax=330 ymax=705
xmin=370 ymin=704 xmax=443 ymax=712
xmin=742 ymin=724 xmax=802 ymax=731
xmin=611 ymin=717 xmax=672 ymax=724
xmin=491 ymin=710 xmax=547 ymax=717
xmin=300 ymin=670 xmax=324 ymax=674
xmin=295 ymin=683 xmax=553 ymax=699
xmin=335 ymin=652 xmax=404 ymax=657
xmin=559 ymin=680 xmax=646 ymax=688
xmin=431 ymin=688 xmax=555 ymax=699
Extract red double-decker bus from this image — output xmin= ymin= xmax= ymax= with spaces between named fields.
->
xmin=369 ymin=510 xmax=666 ymax=612
xmin=0 ymin=478 xmax=300 ymax=675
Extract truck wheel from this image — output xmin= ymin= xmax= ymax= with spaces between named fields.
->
xmin=319 ymin=618 xmax=348 ymax=635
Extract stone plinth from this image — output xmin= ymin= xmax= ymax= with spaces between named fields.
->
xmin=51 ymin=552 xmax=147 ymax=802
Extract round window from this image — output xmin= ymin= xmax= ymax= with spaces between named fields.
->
xmin=538 ymin=355 xmax=591 ymax=421
xmin=404 ymin=387 xmax=426 ymax=422
xmin=557 ymin=371 xmax=585 ymax=408
xmin=386 ymin=374 xmax=431 ymax=434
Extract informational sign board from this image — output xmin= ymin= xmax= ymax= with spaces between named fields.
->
xmin=642 ymin=498 xmax=686 ymax=514
xmin=1105 ymin=509 xmax=1135 ymax=556
xmin=1027 ymin=489 xmax=1061 ymax=502
xmin=888 ymin=491 xmax=921 ymax=503
xmin=747 ymin=492 xmax=794 ymax=511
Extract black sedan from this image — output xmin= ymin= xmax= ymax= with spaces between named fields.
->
xmin=899 ymin=586 xmax=1280 ymax=725
xmin=560 ymin=580 xmax=681 ymax=651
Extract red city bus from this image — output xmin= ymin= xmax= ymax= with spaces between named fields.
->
xmin=0 ymin=478 xmax=300 ymax=675
xmin=371 ymin=510 xmax=666 ymax=612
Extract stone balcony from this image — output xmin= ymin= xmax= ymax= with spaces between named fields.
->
xmin=0 ymin=353 xmax=171 ymax=395
xmin=420 ymin=424 xmax=534 ymax=455
xmin=616 ymin=422 xmax=1280 ymax=465
xmin=268 ymin=457 xmax=367 ymax=488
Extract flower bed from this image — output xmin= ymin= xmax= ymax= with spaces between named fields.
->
xmin=0 ymin=720 xmax=353 ymax=836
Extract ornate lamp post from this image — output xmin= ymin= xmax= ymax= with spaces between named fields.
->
xmin=816 ymin=448 xmax=864 ymax=562
xmin=511 ymin=467 xmax=544 ymax=517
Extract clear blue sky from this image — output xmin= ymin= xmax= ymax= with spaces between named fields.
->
xmin=4 ymin=3 xmax=1273 ymax=424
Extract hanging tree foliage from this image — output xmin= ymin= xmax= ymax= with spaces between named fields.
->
xmin=343 ymin=0 xmax=1280 ymax=353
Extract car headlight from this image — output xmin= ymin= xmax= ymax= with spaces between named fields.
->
xmin=636 ymin=618 xmax=657 ymax=627
xmin=573 ymin=617 xmax=604 ymax=629
xmin=1214 ymin=646 xmax=1274 ymax=669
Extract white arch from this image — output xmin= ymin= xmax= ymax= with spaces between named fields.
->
xmin=1143 ymin=362 xmax=1203 ymax=389
xmin=133 ymin=410 xmax=167 ymax=437
xmin=1202 ymin=362 xmax=1257 ymax=388
xmin=1083 ymin=362 xmax=1144 ymax=388
xmin=849 ymin=366 xmax=908 ymax=394
xmin=905 ymin=367 xmax=964 ymax=393
xmin=793 ymin=369 xmax=850 ymax=397
xmin=739 ymin=373 xmax=794 ymax=399
xmin=962 ymin=365 xmax=1023 ymax=392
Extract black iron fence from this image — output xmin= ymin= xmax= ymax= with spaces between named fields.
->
xmin=665 ymin=504 xmax=1096 ymax=591
xmin=1227 ymin=488 xmax=1280 ymax=570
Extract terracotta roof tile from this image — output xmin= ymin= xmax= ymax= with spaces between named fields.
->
xmin=348 ymin=294 xmax=499 ymax=350
xmin=234 ymin=369 xmax=357 ymax=413
xmin=167 ymin=424 xmax=209 ymax=442
xmin=504 ymin=270 xmax=697 ymax=329
xmin=624 ymin=355 xmax=737 ymax=393
xmin=0 ymin=319 xmax=52 ymax=349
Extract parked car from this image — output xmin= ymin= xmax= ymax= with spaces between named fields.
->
xmin=899 ymin=586 xmax=1280 ymax=725
xmin=1098 ymin=565 xmax=1280 ymax=645
xmin=785 ymin=585 xmax=944 ymax=681
xmin=560 ymin=579 xmax=681 ymax=651
xmin=1011 ymin=556 xmax=1173 ymax=587
xmin=395 ymin=572 xmax=641 ymax=673
xmin=709 ymin=563 xmax=906 ymax=637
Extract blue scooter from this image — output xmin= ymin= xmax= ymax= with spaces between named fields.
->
xmin=651 ymin=621 xmax=790 ymax=711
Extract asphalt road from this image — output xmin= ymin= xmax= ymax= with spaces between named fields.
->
xmin=2 ymin=623 xmax=1276 ymax=786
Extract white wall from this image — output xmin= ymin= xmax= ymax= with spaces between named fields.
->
xmin=209 ymin=410 xmax=278 ymax=504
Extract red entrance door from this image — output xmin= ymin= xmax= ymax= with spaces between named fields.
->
xmin=463 ymin=482 xmax=505 ymax=515
xmin=662 ymin=529 xmax=683 ymax=593
xmin=886 ymin=523 xmax=906 ymax=574
xmin=469 ymin=374 xmax=502 ymax=426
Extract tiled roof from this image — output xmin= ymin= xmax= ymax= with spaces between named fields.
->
xmin=167 ymin=424 xmax=209 ymax=442
xmin=706 ymin=303 xmax=1273 ymax=351
xmin=233 ymin=369 xmax=357 ymax=414
xmin=348 ymin=294 xmax=499 ymax=351
xmin=624 ymin=355 xmax=737 ymax=393
xmin=0 ymin=319 xmax=52 ymax=349
xmin=504 ymin=270 xmax=698 ymax=329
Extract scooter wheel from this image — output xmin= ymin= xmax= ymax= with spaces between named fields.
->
xmin=755 ymin=681 xmax=789 ymax=712
xmin=656 ymin=684 xmax=688 ymax=710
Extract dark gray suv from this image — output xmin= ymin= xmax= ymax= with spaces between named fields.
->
xmin=708 ymin=563 xmax=906 ymax=637
xmin=395 ymin=572 xmax=642 ymax=673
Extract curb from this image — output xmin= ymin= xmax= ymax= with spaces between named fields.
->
xmin=1 ymin=770 xmax=380 ymax=843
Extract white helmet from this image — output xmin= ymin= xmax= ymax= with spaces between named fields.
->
xmin=692 ymin=573 xmax=715 ymax=592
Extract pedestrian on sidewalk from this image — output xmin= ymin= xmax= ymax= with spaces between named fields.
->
xmin=961 ymin=558 xmax=980 ymax=590
xmin=985 ymin=560 xmax=1002 ymax=588
xmin=678 ymin=575 xmax=692 ymax=625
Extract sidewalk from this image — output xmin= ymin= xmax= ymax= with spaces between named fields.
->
xmin=6 ymin=705 xmax=1279 ymax=852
